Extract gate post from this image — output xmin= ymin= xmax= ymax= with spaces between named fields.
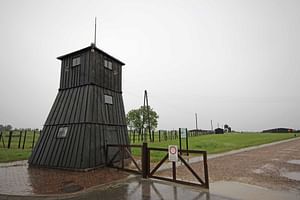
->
xmin=142 ymin=142 xmax=148 ymax=178
xmin=172 ymin=161 xmax=176 ymax=181
xmin=203 ymin=151 xmax=209 ymax=189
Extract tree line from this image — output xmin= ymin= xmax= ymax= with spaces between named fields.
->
xmin=0 ymin=124 xmax=13 ymax=131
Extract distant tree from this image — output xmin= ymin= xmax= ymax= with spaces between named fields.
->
xmin=0 ymin=124 xmax=13 ymax=131
xmin=7 ymin=125 xmax=13 ymax=131
xmin=126 ymin=106 xmax=159 ymax=132
xmin=126 ymin=108 xmax=142 ymax=131
xmin=4 ymin=124 xmax=13 ymax=131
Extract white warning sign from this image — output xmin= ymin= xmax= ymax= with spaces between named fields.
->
xmin=168 ymin=145 xmax=178 ymax=162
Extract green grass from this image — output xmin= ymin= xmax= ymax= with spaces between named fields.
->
xmin=0 ymin=131 xmax=297 ymax=163
xmin=130 ymin=133 xmax=298 ymax=161
xmin=0 ymin=149 xmax=32 ymax=163
xmin=0 ymin=131 xmax=40 ymax=163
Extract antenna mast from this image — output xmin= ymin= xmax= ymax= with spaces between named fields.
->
xmin=94 ymin=17 xmax=97 ymax=46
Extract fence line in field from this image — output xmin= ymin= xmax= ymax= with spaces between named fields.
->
xmin=0 ymin=130 xmax=41 ymax=149
xmin=128 ymin=129 xmax=213 ymax=143
xmin=0 ymin=128 xmax=213 ymax=149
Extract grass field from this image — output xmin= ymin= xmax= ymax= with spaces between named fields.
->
xmin=0 ymin=149 xmax=32 ymax=163
xmin=0 ymin=131 xmax=40 ymax=163
xmin=131 ymin=132 xmax=298 ymax=161
xmin=0 ymin=132 xmax=297 ymax=163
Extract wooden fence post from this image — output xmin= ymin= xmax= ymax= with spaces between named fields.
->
xmin=0 ymin=131 xmax=6 ymax=148
xmin=133 ymin=130 xmax=136 ymax=143
xmin=164 ymin=131 xmax=167 ymax=141
xmin=32 ymin=131 xmax=36 ymax=148
xmin=152 ymin=130 xmax=154 ymax=142
xmin=149 ymin=129 xmax=152 ymax=142
xmin=158 ymin=130 xmax=161 ymax=142
xmin=22 ymin=130 xmax=27 ymax=149
xmin=7 ymin=131 xmax=13 ymax=149
xmin=18 ymin=131 xmax=22 ymax=148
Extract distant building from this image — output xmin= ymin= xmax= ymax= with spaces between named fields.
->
xmin=215 ymin=128 xmax=224 ymax=134
xmin=189 ymin=129 xmax=214 ymax=136
xmin=262 ymin=128 xmax=294 ymax=133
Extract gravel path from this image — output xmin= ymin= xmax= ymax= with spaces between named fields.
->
xmin=157 ymin=137 xmax=300 ymax=194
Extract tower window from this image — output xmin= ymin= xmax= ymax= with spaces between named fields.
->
xmin=57 ymin=127 xmax=68 ymax=138
xmin=104 ymin=94 xmax=113 ymax=104
xmin=104 ymin=60 xmax=113 ymax=70
xmin=72 ymin=57 xmax=81 ymax=67
xmin=65 ymin=59 xmax=69 ymax=71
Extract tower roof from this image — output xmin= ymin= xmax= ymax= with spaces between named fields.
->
xmin=57 ymin=44 xmax=125 ymax=66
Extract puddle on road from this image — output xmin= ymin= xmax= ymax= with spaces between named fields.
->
xmin=252 ymin=168 xmax=264 ymax=174
xmin=211 ymin=181 xmax=299 ymax=200
xmin=283 ymin=160 xmax=300 ymax=181
xmin=252 ymin=163 xmax=277 ymax=174
xmin=0 ymin=162 xmax=129 ymax=195
xmin=281 ymin=172 xmax=300 ymax=181
xmin=287 ymin=160 xmax=300 ymax=165
xmin=271 ymin=158 xmax=280 ymax=161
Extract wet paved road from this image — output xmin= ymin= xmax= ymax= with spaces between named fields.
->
xmin=0 ymin=161 xmax=128 ymax=195
xmin=69 ymin=178 xmax=228 ymax=200
xmin=157 ymin=137 xmax=300 ymax=193
xmin=1 ymin=177 xmax=299 ymax=200
xmin=1 ymin=137 xmax=300 ymax=199
xmin=0 ymin=177 xmax=232 ymax=200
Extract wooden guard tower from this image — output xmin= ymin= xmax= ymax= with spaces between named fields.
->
xmin=29 ymin=43 xmax=129 ymax=170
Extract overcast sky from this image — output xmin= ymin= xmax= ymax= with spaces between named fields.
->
xmin=0 ymin=0 xmax=299 ymax=131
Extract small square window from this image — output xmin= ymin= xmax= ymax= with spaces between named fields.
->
xmin=104 ymin=94 xmax=113 ymax=104
xmin=65 ymin=60 xmax=69 ymax=71
xmin=57 ymin=127 xmax=68 ymax=138
xmin=104 ymin=60 xmax=113 ymax=70
xmin=72 ymin=57 xmax=80 ymax=67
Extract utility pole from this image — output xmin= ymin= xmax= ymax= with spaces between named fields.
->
xmin=142 ymin=90 xmax=151 ymax=143
xmin=195 ymin=113 xmax=198 ymax=130
xmin=211 ymin=120 xmax=213 ymax=131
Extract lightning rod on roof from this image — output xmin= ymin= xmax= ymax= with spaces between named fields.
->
xmin=94 ymin=17 xmax=97 ymax=46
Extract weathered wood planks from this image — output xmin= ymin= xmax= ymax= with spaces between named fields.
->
xmin=29 ymin=44 xmax=129 ymax=170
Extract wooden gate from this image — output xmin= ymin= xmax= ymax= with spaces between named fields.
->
xmin=105 ymin=143 xmax=209 ymax=189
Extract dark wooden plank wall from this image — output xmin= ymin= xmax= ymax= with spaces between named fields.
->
xmin=59 ymin=51 xmax=122 ymax=92
xmin=29 ymin=48 xmax=128 ymax=169
xmin=30 ymin=124 xmax=128 ymax=169
xmin=44 ymin=86 xmax=126 ymax=126
xmin=30 ymin=86 xmax=128 ymax=169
